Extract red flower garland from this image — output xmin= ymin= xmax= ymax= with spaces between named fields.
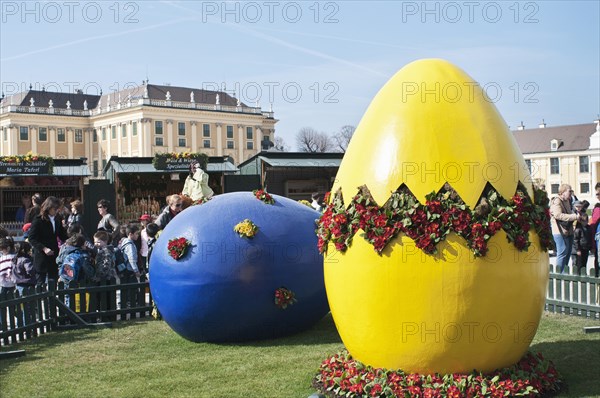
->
xmin=317 ymin=183 xmax=554 ymax=257
xmin=167 ymin=237 xmax=191 ymax=260
xmin=313 ymin=350 xmax=562 ymax=398
xmin=253 ymin=188 xmax=275 ymax=204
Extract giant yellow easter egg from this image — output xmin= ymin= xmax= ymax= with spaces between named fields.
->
xmin=323 ymin=59 xmax=549 ymax=374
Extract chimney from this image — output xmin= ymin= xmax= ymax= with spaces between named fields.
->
xmin=538 ymin=119 xmax=546 ymax=128
xmin=517 ymin=121 xmax=525 ymax=131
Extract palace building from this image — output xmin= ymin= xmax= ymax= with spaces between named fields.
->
xmin=0 ymin=81 xmax=277 ymax=175
xmin=512 ymin=120 xmax=600 ymax=204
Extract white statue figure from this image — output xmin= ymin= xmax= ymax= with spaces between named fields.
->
xmin=118 ymin=93 xmax=122 ymax=103
xmin=66 ymin=100 xmax=71 ymax=109
xmin=143 ymin=86 xmax=149 ymax=98
xmin=83 ymin=100 xmax=88 ymax=110
xmin=107 ymin=94 xmax=111 ymax=107
xmin=29 ymin=97 xmax=35 ymax=107
xmin=166 ymin=91 xmax=171 ymax=101
xmin=236 ymin=98 xmax=241 ymax=107
xmin=215 ymin=94 xmax=220 ymax=105
xmin=190 ymin=91 xmax=195 ymax=103
xmin=48 ymin=100 xmax=53 ymax=108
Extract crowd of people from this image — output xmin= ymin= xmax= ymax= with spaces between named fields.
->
xmin=550 ymin=182 xmax=600 ymax=276
xmin=0 ymin=192 xmax=189 ymax=301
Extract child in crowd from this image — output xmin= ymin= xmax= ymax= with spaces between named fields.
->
xmin=93 ymin=231 xmax=118 ymax=284
xmin=56 ymin=234 xmax=90 ymax=310
xmin=573 ymin=201 xmax=590 ymax=275
xmin=145 ymin=223 xmax=160 ymax=276
xmin=0 ymin=236 xmax=16 ymax=294
xmin=139 ymin=214 xmax=152 ymax=275
xmin=12 ymin=241 xmax=36 ymax=296
xmin=119 ymin=224 xmax=141 ymax=283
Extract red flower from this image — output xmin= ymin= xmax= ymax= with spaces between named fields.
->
xmin=167 ymin=237 xmax=191 ymax=260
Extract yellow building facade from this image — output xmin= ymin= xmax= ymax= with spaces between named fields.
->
xmin=0 ymin=82 xmax=277 ymax=175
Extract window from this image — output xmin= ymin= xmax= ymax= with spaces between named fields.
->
xmin=75 ymin=129 xmax=83 ymax=143
xmin=57 ymin=128 xmax=66 ymax=142
xmin=246 ymin=141 xmax=254 ymax=150
xmin=263 ymin=135 xmax=270 ymax=142
xmin=203 ymin=139 xmax=211 ymax=148
xmin=93 ymin=160 xmax=98 ymax=177
xmin=227 ymin=140 xmax=234 ymax=149
xmin=93 ymin=129 xmax=98 ymax=142
xmin=178 ymin=138 xmax=186 ymax=147
xmin=550 ymin=184 xmax=559 ymax=194
xmin=155 ymin=121 xmax=163 ymax=146
xmin=580 ymin=183 xmax=590 ymax=194
xmin=38 ymin=127 xmax=47 ymax=141
xmin=19 ymin=126 xmax=28 ymax=140
xmin=226 ymin=125 xmax=233 ymax=139
xmin=246 ymin=126 xmax=253 ymax=140
xmin=132 ymin=122 xmax=137 ymax=136
xmin=102 ymin=127 xmax=106 ymax=141
xmin=178 ymin=122 xmax=186 ymax=136
xmin=122 ymin=125 xmax=127 ymax=138
xmin=579 ymin=156 xmax=589 ymax=173
xmin=550 ymin=158 xmax=559 ymax=175
xmin=203 ymin=124 xmax=210 ymax=137
xmin=111 ymin=126 xmax=116 ymax=139
xmin=525 ymin=159 xmax=531 ymax=172
xmin=102 ymin=159 xmax=107 ymax=175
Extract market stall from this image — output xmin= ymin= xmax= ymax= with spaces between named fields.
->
xmin=103 ymin=154 xmax=237 ymax=223
xmin=0 ymin=155 xmax=90 ymax=237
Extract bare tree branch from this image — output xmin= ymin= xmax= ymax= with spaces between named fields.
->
xmin=333 ymin=125 xmax=355 ymax=152
xmin=274 ymin=136 xmax=290 ymax=152
xmin=295 ymin=127 xmax=333 ymax=152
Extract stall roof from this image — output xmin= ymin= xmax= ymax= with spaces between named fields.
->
xmin=104 ymin=156 xmax=238 ymax=175
xmin=239 ymin=151 xmax=344 ymax=169
xmin=54 ymin=164 xmax=91 ymax=176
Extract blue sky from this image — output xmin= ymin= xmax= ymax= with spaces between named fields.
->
xmin=1 ymin=1 xmax=598 ymax=149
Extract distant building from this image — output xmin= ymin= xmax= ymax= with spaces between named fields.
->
xmin=512 ymin=121 xmax=600 ymax=203
xmin=0 ymin=82 xmax=277 ymax=175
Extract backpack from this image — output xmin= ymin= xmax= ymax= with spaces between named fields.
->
xmin=58 ymin=250 xmax=94 ymax=283
xmin=58 ymin=251 xmax=83 ymax=283
xmin=114 ymin=242 xmax=133 ymax=274
xmin=12 ymin=255 xmax=35 ymax=285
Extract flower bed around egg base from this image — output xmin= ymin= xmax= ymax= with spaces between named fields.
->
xmin=312 ymin=350 xmax=563 ymax=398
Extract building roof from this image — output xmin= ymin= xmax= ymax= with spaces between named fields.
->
xmin=1 ymin=83 xmax=245 ymax=110
xmin=239 ymin=151 xmax=344 ymax=169
xmin=2 ymin=90 xmax=101 ymax=110
xmin=512 ymin=123 xmax=597 ymax=154
xmin=147 ymin=84 xmax=243 ymax=107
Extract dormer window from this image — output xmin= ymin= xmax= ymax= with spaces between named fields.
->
xmin=550 ymin=139 xmax=562 ymax=151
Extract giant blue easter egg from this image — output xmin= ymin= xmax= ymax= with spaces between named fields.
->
xmin=149 ymin=192 xmax=329 ymax=342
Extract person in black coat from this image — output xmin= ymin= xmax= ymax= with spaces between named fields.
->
xmin=27 ymin=196 xmax=68 ymax=285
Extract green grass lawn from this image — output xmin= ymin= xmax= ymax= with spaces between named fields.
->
xmin=0 ymin=312 xmax=599 ymax=397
